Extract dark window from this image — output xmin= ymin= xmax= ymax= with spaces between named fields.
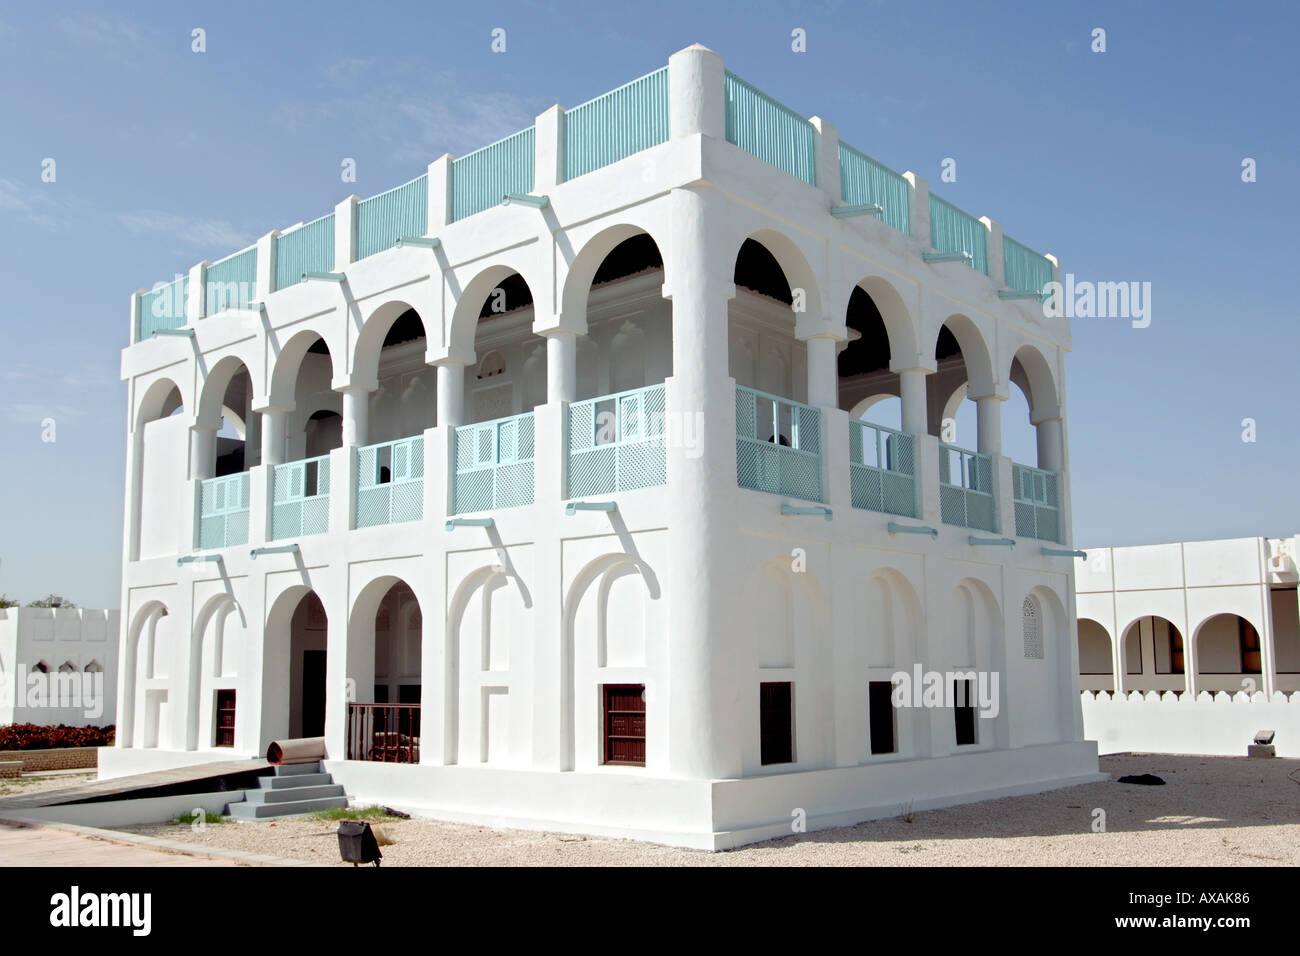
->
xmin=374 ymin=684 xmax=389 ymax=704
xmin=301 ymin=650 xmax=326 ymax=738
xmin=603 ymin=684 xmax=646 ymax=766
xmin=398 ymin=684 xmax=421 ymax=704
xmin=1239 ymin=618 xmax=1262 ymax=674
xmin=214 ymin=690 xmax=236 ymax=747
xmin=868 ymin=681 xmax=896 ymax=755
xmin=760 ymin=682 xmax=794 ymax=765
xmin=953 ymin=679 xmax=977 ymax=746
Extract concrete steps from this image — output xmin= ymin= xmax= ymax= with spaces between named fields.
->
xmin=226 ymin=761 xmax=349 ymax=821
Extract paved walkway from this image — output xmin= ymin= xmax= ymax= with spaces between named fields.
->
xmin=0 ymin=823 xmax=241 ymax=866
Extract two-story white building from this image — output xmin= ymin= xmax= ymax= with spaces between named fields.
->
xmin=110 ymin=43 xmax=1101 ymax=848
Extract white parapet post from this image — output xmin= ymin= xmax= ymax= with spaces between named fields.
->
xmin=188 ymin=262 xmax=207 ymax=324
xmin=669 ymin=43 xmax=725 ymax=140
xmin=982 ymin=217 xmax=1005 ymax=289
xmin=809 ymin=116 xmax=841 ymax=202
xmin=335 ymin=195 xmax=359 ymax=270
xmin=903 ymin=172 xmax=931 ymax=248
xmin=428 ymin=154 xmax=453 ymax=231
xmin=535 ymin=104 xmax=565 ymax=190
xmin=256 ymin=230 xmax=277 ymax=299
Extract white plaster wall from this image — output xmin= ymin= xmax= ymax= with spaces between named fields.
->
xmin=1082 ymin=690 xmax=1300 ymax=758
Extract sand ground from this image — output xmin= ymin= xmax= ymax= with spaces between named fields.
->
xmin=109 ymin=754 xmax=1300 ymax=866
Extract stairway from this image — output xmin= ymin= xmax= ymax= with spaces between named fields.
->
xmin=226 ymin=761 xmax=349 ymax=820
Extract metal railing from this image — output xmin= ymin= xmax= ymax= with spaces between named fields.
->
xmin=564 ymin=67 xmax=669 ymax=180
xmin=1003 ymin=235 xmax=1053 ymax=295
xmin=453 ymin=412 xmax=535 ymax=514
xmin=929 ymin=194 xmax=989 ymax=275
xmin=355 ymin=436 xmax=424 ymax=528
xmin=567 ymin=383 xmax=667 ymax=498
xmin=724 ymin=71 xmax=816 ymax=185
xmin=357 ymin=174 xmax=428 ymax=260
xmin=196 ymin=472 xmax=250 ymax=549
xmin=849 ymin=420 xmax=917 ymax=517
xmin=735 ymin=385 xmax=823 ymax=502
xmin=274 ymin=214 xmax=334 ymax=290
xmin=271 ymin=455 xmax=330 ymax=540
xmin=451 ymin=126 xmax=535 ymax=221
xmin=938 ymin=442 xmax=996 ymax=531
xmin=1013 ymin=462 xmax=1060 ymax=542
xmin=346 ymin=703 xmax=420 ymax=763
xmin=838 ymin=142 xmax=910 ymax=234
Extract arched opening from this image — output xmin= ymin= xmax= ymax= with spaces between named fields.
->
xmin=948 ymin=579 xmax=1007 ymax=750
xmin=1077 ymin=618 xmax=1114 ymax=692
xmin=196 ymin=358 xmax=255 ymax=479
xmin=121 ymin=602 xmax=169 ymax=748
xmin=367 ymin=308 xmax=434 ymax=444
xmin=1120 ymin=615 xmax=1185 ymax=694
xmin=458 ymin=271 xmax=550 ymax=423
xmin=1193 ymin=613 xmax=1263 ymax=694
xmin=133 ymin=379 xmax=186 ymax=560
xmin=730 ymin=238 xmax=801 ymax=401
xmin=264 ymin=335 xmax=339 ymax=541
xmin=346 ymin=578 xmax=422 ymax=762
xmin=261 ymin=589 xmax=328 ymax=749
xmin=186 ymin=595 xmax=242 ymax=751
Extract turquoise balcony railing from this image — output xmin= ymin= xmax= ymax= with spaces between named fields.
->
xmin=1003 ymin=235 xmax=1053 ymax=295
xmin=849 ymin=420 xmax=917 ymax=518
xmin=451 ymin=127 xmax=536 ymax=222
xmin=939 ymin=443 xmax=996 ymax=532
xmin=929 ymin=194 xmax=988 ymax=275
xmin=735 ymin=385 xmax=823 ymax=502
xmin=196 ymin=472 xmax=250 ymax=550
xmin=204 ymin=245 xmax=257 ymax=315
xmin=564 ymin=67 xmax=669 ymax=181
xmin=355 ymin=436 xmax=424 ymax=528
xmin=567 ymin=384 xmax=667 ymax=498
xmin=724 ymin=72 xmax=816 ymax=186
xmin=453 ymin=412 xmax=535 ymax=514
xmin=357 ymin=175 xmax=428 ymax=260
xmin=1013 ymin=463 xmax=1060 ymax=542
xmin=838 ymin=142 xmax=910 ymax=235
xmin=137 ymin=275 xmax=188 ymax=341
xmin=271 ymin=455 xmax=331 ymax=540
xmin=275 ymin=215 xmax=334 ymax=291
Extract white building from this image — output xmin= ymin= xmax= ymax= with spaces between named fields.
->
xmin=0 ymin=607 xmax=119 ymax=727
xmin=1076 ymin=536 xmax=1300 ymax=757
xmin=110 ymin=44 xmax=1101 ymax=848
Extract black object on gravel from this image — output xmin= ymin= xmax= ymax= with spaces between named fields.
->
xmin=1117 ymin=773 xmax=1166 ymax=785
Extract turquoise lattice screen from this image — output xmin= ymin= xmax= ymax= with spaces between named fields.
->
xmin=938 ymin=442 xmax=996 ymax=532
xmin=451 ymin=127 xmax=536 ymax=222
xmin=1002 ymin=235 xmax=1053 ymax=294
xmin=566 ymin=384 xmax=667 ymax=498
xmin=357 ymin=175 xmax=428 ymax=260
xmin=724 ymin=72 xmax=817 ymax=186
xmin=838 ymin=142 xmax=910 ymax=235
xmin=849 ymin=420 xmax=917 ymax=517
xmin=196 ymin=473 xmax=250 ymax=550
xmin=564 ymin=67 xmax=669 ymax=181
xmin=1013 ymin=463 xmax=1060 ymax=542
xmin=453 ymin=412 xmax=536 ymax=514
xmin=275 ymin=215 xmax=334 ymax=291
xmin=735 ymin=385 xmax=823 ymax=502
xmin=271 ymin=455 xmax=331 ymax=540
xmin=355 ymin=436 xmax=425 ymax=529
xmin=204 ymin=245 xmax=257 ymax=315
xmin=929 ymin=194 xmax=988 ymax=275
xmin=137 ymin=275 xmax=188 ymax=341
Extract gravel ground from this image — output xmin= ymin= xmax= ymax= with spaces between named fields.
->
xmin=0 ymin=772 xmax=96 ymax=798
xmin=114 ymin=754 xmax=1300 ymax=866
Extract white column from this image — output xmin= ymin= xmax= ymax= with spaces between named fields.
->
xmin=804 ymin=334 xmax=838 ymax=407
xmin=340 ymin=386 xmax=370 ymax=448
xmin=898 ymin=368 xmax=929 ymax=435
xmin=975 ymin=395 xmax=1003 ymax=456
xmin=436 ymin=361 xmax=466 ymax=428
xmin=190 ymin=425 xmax=217 ymax=480
xmin=1036 ymin=417 xmax=1064 ymax=472
xmin=260 ymin=408 xmax=288 ymax=466
xmin=546 ymin=331 xmax=577 ymax=404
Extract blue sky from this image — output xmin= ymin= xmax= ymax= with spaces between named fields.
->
xmin=1 ymin=1 xmax=1296 ymax=608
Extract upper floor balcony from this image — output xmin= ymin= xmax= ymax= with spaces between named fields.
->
xmin=125 ymin=44 xmax=1073 ymax=570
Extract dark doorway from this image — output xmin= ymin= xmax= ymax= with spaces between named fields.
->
xmin=214 ymin=690 xmax=236 ymax=747
xmin=760 ymin=682 xmax=794 ymax=765
xmin=603 ymin=684 xmax=646 ymax=766
xmin=953 ymin=679 xmax=977 ymax=746
xmin=868 ymin=681 xmax=896 ymax=755
xmin=302 ymin=650 xmax=326 ymax=738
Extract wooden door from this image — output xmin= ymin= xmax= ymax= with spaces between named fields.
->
xmin=214 ymin=690 xmax=236 ymax=747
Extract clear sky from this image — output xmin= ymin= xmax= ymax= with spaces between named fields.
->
xmin=1 ymin=1 xmax=1297 ymax=609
